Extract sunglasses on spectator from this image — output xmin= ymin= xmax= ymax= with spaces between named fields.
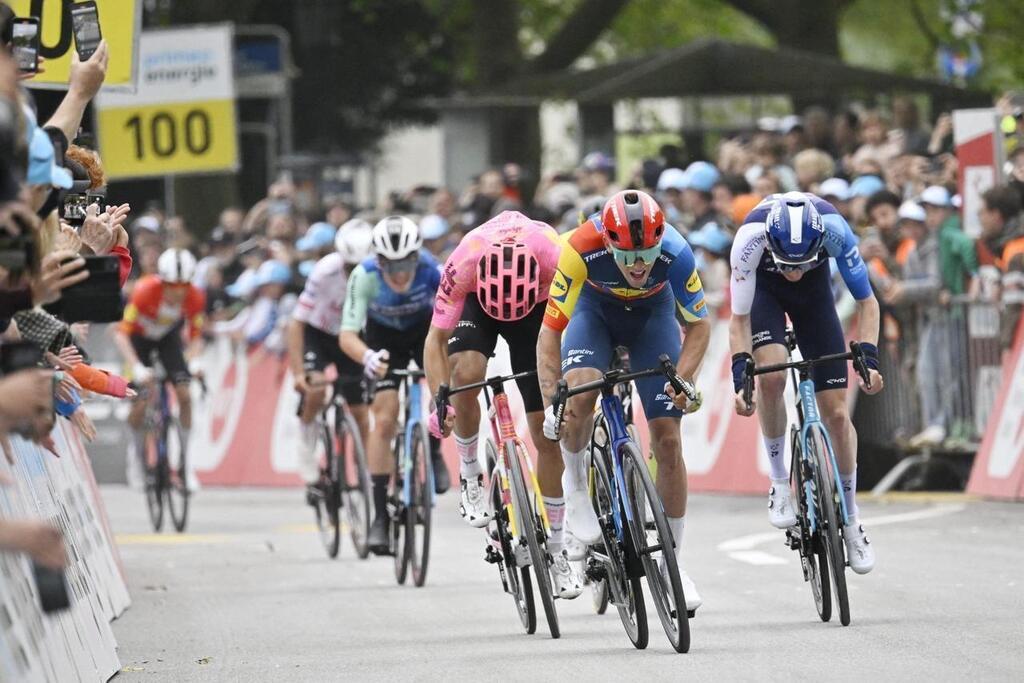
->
xmin=378 ymin=254 xmax=418 ymax=274
xmin=610 ymin=243 xmax=661 ymax=267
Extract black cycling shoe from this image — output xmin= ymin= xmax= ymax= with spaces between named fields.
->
xmin=432 ymin=453 xmax=450 ymax=495
xmin=305 ymin=482 xmax=326 ymax=507
xmin=368 ymin=516 xmax=390 ymax=555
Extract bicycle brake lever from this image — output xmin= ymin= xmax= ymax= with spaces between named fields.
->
xmin=435 ymin=384 xmax=451 ymax=421
xmin=658 ymin=353 xmax=695 ymax=401
xmin=849 ymin=341 xmax=871 ymax=389
xmin=742 ymin=356 xmax=755 ymax=411
xmin=551 ymin=379 xmax=568 ymax=440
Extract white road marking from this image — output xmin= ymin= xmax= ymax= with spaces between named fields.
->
xmin=718 ymin=503 xmax=966 ymax=565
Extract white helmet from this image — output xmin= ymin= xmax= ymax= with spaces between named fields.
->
xmin=157 ymin=248 xmax=197 ymax=283
xmin=371 ymin=215 xmax=421 ymax=260
xmin=335 ymin=219 xmax=374 ymax=265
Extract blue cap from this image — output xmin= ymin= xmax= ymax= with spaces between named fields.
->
xmin=420 ymin=214 xmax=450 ymax=240
xmin=849 ymin=175 xmax=885 ymax=198
xmin=657 ymin=167 xmax=687 ymax=191
xmin=683 ymin=161 xmax=720 ymax=193
xmin=27 ymin=127 xmax=73 ymax=190
xmin=226 ymin=268 xmax=258 ymax=299
xmin=296 ymin=222 xmax=337 ymax=252
xmin=254 ymin=260 xmax=292 ymax=288
xmin=298 ymin=260 xmax=316 ymax=277
xmin=688 ymin=223 xmax=732 ymax=256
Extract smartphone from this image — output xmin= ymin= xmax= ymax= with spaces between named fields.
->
xmin=0 ymin=340 xmax=43 ymax=375
xmin=45 ymin=255 xmax=123 ymax=323
xmin=61 ymin=191 xmax=104 ymax=227
xmin=69 ymin=1 xmax=101 ymax=61
xmin=11 ymin=17 xmax=39 ymax=73
xmin=32 ymin=561 xmax=71 ymax=614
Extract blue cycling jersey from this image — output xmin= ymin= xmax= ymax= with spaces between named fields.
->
xmin=341 ymin=252 xmax=440 ymax=332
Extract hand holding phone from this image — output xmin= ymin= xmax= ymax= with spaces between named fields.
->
xmin=11 ymin=17 xmax=40 ymax=74
xmin=70 ymin=1 xmax=102 ymax=62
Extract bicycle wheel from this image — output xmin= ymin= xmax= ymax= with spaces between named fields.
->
xmin=808 ymin=426 xmax=850 ymax=626
xmin=587 ymin=421 xmax=610 ymax=616
xmin=338 ymin=409 xmax=372 ymax=559
xmin=506 ymin=439 xmax=559 ymax=639
xmin=141 ymin=424 xmax=164 ymax=532
xmin=590 ymin=434 xmax=647 ymax=649
xmin=487 ymin=443 xmax=536 ymax=634
xmin=314 ymin=418 xmax=341 ymax=559
xmin=792 ymin=427 xmax=830 ymax=622
xmin=164 ymin=417 xmax=190 ymax=533
xmin=408 ymin=424 xmax=432 ymax=587
xmin=392 ymin=435 xmax=410 ymax=585
xmin=622 ymin=443 xmax=690 ymax=653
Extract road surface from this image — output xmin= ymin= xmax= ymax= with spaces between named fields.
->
xmin=103 ymin=486 xmax=1023 ymax=681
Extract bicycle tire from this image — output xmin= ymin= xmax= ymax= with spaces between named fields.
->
xmin=506 ymin=439 xmax=559 ymax=639
xmin=487 ymin=440 xmax=535 ymax=634
xmin=409 ymin=424 xmax=432 ymax=587
xmin=165 ymin=417 xmax=190 ymax=533
xmin=622 ymin=444 xmax=690 ymax=653
xmin=587 ymin=422 xmax=610 ymax=616
xmin=141 ymin=428 xmax=164 ymax=532
xmin=792 ymin=427 xmax=830 ymax=622
xmin=313 ymin=418 xmax=342 ymax=559
xmin=338 ymin=409 xmax=372 ymax=560
xmin=391 ymin=431 xmax=410 ymax=584
xmin=590 ymin=434 xmax=647 ymax=649
xmin=808 ymin=426 xmax=850 ymax=626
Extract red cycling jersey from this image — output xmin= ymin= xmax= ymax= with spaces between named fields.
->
xmin=120 ymin=275 xmax=206 ymax=341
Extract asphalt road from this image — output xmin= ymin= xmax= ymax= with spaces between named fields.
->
xmin=103 ymin=486 xmax=1023 ymax=681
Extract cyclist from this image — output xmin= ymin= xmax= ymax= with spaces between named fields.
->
xmin=114 ymin=248 xmax=206 ymax=464
xmin=537 ymin=189 xmax=710 ymax=610
xmin=729 ymin=191 xmax=883 ymax=574
xmin=423 ymin=210 xmax=584 ymax=598
xmin=287 ymin=219 xmax=374 ymax=505
xmin=339 ymin=216 xmax=449 ymax=554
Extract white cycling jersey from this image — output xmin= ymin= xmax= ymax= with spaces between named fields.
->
xmin=293 ymin=252 xmax=347 ymax=335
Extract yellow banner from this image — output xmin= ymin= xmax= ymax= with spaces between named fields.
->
xmin=97 ymin=100 xmax=238 ymax=179
xmin=9 ymin=0 xmax=139 ymax=89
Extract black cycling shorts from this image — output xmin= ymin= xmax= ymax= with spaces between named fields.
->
xmin=131 ymin=327 xmax=190 ymax=384
xmin=750 ymin=263 xmax=847 ymax=392
xmin=365 ymin=316 xmax=431 ymax=393
xmin=302 ymin=324 xmax=366 ymax=406
xmin=446 ymin=294 xmax=544 ymax=413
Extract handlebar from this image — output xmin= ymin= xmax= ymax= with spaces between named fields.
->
xmin=435 ymin=369 xmax=538 ymax=422
xmin=550 ymin=354 xmax=696 ymax=440
xmin=741 ymin=341 xmax=871 ymax=412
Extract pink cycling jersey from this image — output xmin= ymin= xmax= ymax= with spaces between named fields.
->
xmin=431 ymin=211 xmax=561 ymax=330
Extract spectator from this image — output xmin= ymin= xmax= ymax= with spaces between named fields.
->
xmin=892 ymin=97 xmax=931 ymax=156
xmin=919 ymin=185 xmax=978 ymax=301
xmin=711 ymin=174 xmax=750 ymax=230
xmin=849 ymin=174 xmax=887 ymax=228
xmin=680 ymin=161 xmax=722 ymax=233
xmin=977 ymin=185 xmax=1024 ymax=343
xmin=802 ymin=106 xmax=833 ymax=152
xmin=819 ymin=177 xmax=852 ymax=220
xmin=1006 ymin=146 xmax=1024 ymax=208
xmin=793 ymin=148 xmax=835 ymax=192
xmin=745 ymin=134 xmax=798 ymax=192
xmin=851 ymin=111 xmax=900 ymax=170
xmin=218 ymin=206 xmax=245 ymax=236
xmin=578 ymin=151 xmax=617 ymax=198
xmin=780 ymin=115 xmax=808 ymax=159
xmin=656 ymin=167 xmax=687 ymax=226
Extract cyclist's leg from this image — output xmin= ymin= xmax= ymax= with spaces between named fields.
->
xmin=156 ymin=330 xmax=192 ymax=430
xmin=333 ymin=339 xmax=370 ymax=444
xmin=445 ymin=295 xmax=496 ymax=481
xmin=363 ymin=320 xmax=408 ymax=529
xmin=409 ymin=317 xmax=448 ymax=491
xmin=749 ymin=275 xmax=791 ymax=482
xmin=297 ymin=325 xmax=331 ymax=487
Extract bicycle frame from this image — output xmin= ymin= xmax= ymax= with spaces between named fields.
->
xmin=596 ymin=390 xmax=637 ymax=539
xmin=792 ymin=373 xmax=851 ymax=528
xmin=398 ymin=372 xmax=434 ymax=508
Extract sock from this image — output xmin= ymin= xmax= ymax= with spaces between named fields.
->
xmin=764 ymin=434 xmax=788 ymax=481
xmin=297 ymin=420 xmax=320 ymax=485
xmin=560 ymin=443 xmax=588 ymax=496
xmin=455 ymin=433 xmax=480 ymax=479
xmin=840 ymin=471 xmax=858 ymax=523
xmin=543 ymin=496 xmax=565 ymax=552
xmin=371 ymin=474 xmax=389 ymax=521
xmin=668 ymin=515 xmax=685 ymax=563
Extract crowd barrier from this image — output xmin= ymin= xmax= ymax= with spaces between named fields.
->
xmin=0 ymin=421 xmax=130 ymax=682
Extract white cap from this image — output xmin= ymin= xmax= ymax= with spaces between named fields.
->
xmin=657 ymin=167 xmax=688 ymax=191
xmin=897 ymin=200 xmax=926 ymax=222
xmin=952 ymin=193 xmax=962 ymax=209
xmin=819 ymin=178 xmax=851 ymax=202
xmin=780 ymin=115 xmax=804 ymax=134
xmin=919 ymin=185 xmax=951 ymax=207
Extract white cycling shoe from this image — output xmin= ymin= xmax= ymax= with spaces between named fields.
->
xmin=843 ymin=522 xmax=875 ymax=574
xmin=563 ymin=529 xmax=588 ymax=561
xmin=659 ymin=556 xmax=703 ymax=612
xmin=565 ymin=490 xmax=601 ymax=544
xmin=459 ymin=475 xmax=492 ymax=528
xmin=550 ymin=549 xmax=583 ymax=599
xmin=768 ymin=480 xmax=798 ymax=529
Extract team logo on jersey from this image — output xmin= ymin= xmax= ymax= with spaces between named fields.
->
xmin=551 ymin=270 xmax=572 ymax=303
xmin=693 ymin=299 xmax=706 ymax=313
xmin=686 ymin=271 xmax=702 ymax=293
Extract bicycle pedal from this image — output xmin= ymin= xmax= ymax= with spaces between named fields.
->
xmin=584 ymin=561 xmax=607 ymax=583
xmin=484 ymin=545 xmax=503 ymax=564
xmin=687 ymin=609 xmax=697 ymax=618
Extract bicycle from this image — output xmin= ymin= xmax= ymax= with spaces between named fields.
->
xmin=741 ymin=332 xmax=872 ymax=627
xmin=308 ymin=378 xmax=373 ymax=560
xmin=551 ymin=353 xmax=697 ymax=653
xmin=387 ymin=366 xmax=434 ymax=587
xmin=137 ymin=362 xmax=202 ymax=533
xmin=436 ymin=370 xmax=560 ymax=638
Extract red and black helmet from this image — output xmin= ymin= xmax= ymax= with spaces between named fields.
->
xmin=600 ymin=190 xmax=665 ymax=250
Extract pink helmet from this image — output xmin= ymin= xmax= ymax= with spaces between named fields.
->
xmin=477 ymin=239 xmax=540 ymax=321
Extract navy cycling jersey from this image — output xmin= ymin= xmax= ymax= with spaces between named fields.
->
xmin=341 ymin=252 xmax=441 ymax=332
xmin=730 ymin=193 xmax=872 ymax=315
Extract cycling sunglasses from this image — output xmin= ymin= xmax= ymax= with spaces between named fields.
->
xmin=772 ymin=255 xmax=817 ymax=274
xmin=610 ymin=243 xmax=662 ymax=268
xmin=378 ymin=254 xmax=418 ymax=274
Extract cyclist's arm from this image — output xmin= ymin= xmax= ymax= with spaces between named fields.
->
xmin=112 ymin=327 xmax=141 ymax=368
xmin=666 ymin=239 xmax=710 ymax=382
xmin=829 ymin=216 xmax=880 ymax=346
xmin=728 ymin=223 xmax=764 ymax=358
xmin=286 ymin=317 xmax=306 ymax=379
xmin=424 ymin=324 xmax=452 ymax=399
xmin=536 ymin=325 xmax=563 ymax=410
xmin=853 ymin=294 xmax=881 ymax=346
xmin=339 ymin=264 xmax=373 ymax=363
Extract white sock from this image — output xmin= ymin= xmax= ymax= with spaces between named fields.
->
xmin=764 ymin=434 xmax=788 ymax=481
xmin=543 ymin=496 xmax=565 ymax=552
xmin=560 ymin=443 xmax=588 ymax=496
xmin=455 ymin=433 xmax=480 ymax=479
xmin=297 ymin=420 xmax=320 ymax=484
xmin=668 ymin=515 xmax=685 ymax=563
xmin=840 ymin=471 xmax=858 ymax=522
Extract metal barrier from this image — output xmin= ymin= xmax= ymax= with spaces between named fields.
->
xmin=857 ymin=297 xmax=1009 ymax=492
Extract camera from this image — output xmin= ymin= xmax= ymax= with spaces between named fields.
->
xmin=0 ymin=340 xmax=42 ymax=376
xmin=43 ymin=255 xmax=122 ymax=323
